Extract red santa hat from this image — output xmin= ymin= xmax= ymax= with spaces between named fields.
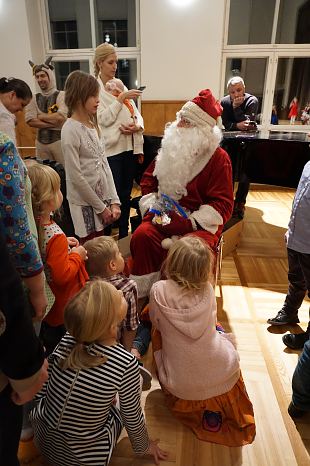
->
xmin=178 ymin=89 xmax=223 ymax=128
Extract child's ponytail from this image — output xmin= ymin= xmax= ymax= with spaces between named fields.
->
xmin=60 ymin=342 xmax=107 ymax=371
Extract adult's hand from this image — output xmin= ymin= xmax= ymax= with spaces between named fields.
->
xmin=236 ymin=120 xmax=249 ymax=131
xmin=101 ymin=207 xmax=113 ymax=226
xmin=11 ymin=359 xmax=49 ymax=405
xmin=118 ymin=89 xmax=142 ymax=103
xmin=111 ymin=204 xmax=121 ymax=221
xmin=156 ymin=211 xmax=194 ymax=236
xmin=120 ymin=122 xmax=141 ymax=135
xmin=24 ymin=272 xmax=48 ymax=320
xmin=145 ymin=439 xmax=168 ymax=465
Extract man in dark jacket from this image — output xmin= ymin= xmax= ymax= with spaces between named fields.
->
xmin=221 ymin=77 xmax=258 ymax=218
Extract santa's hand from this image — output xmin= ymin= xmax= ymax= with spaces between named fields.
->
xmin=156 ymin=211 xmax=194 ymax=236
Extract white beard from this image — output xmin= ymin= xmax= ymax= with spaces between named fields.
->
xmin=154 ymin=121 xmax=222 ymax=200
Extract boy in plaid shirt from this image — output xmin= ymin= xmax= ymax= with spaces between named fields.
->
xmin=84 ymin=237 xmax=152 ymax=388
xmin=84 ymin=236 xmax=139 ymax=350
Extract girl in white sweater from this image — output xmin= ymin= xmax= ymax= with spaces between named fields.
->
xmin=61 ymin=70 xmax=120 ymax=243
xmin=149 ymin=236 xmax=255 ymax=446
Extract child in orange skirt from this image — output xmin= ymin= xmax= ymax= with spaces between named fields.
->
xmin=149 ymin=236 xmax=255 ymax=446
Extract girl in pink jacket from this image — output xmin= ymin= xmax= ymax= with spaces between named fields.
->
xmin=149 ymin=236 xmax=255 ymax=446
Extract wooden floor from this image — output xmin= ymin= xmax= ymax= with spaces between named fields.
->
xmin=19 ymin=185 xmax=310 ymax=466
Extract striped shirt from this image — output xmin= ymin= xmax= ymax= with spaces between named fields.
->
xmin=30 ymin=333 xmax=150 ymax=466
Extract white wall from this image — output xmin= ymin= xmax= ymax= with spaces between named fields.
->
xmin=0 ymin=0 xmax=34 ymax=88
xmin=0 ymin=0 xmax=226 ymax=100
xmin=140 ymin=0 xmax=226 ymax=100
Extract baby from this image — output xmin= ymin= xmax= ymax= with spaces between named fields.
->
xmin=105 ymin=78 xmax=144 ymax=162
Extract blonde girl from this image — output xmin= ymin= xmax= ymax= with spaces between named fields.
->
xmin=61 ymin=70 xmax=120 ymax=243
xmin=30 ymin=280 xmax=168 ymax=466
xmin=28 ymin=162 xmax=88 ymax=355
xmin=149 ymin=236 xmax=255 ymax=446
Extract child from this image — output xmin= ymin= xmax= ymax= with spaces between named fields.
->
xmin=30 ymin=280 xmax=168 ymax=466
xmin=83 ymin=236 xmax=152 ymax=387
xmin=288 ymin=97 xmax=298 ymax=124
xmin=61 ymin=70 xmax=121 ymax=243
xmin=84 ymin=236 xmax=139 ymax=350
xmin=149 ymin=236 xmax=255 ymax=446
xmin=268 ymin=161 xmax=310 ymax=349
xmin=105 ymin=77 xmax=144 ymax=163
xmin=28 ymin=162 xmax=89 ymax=355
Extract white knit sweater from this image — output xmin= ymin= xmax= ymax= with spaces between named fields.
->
xmin=97 ymin=76 xmax=144 ymax=157
xmin=149 ymin=280 xmax=240 ymax=400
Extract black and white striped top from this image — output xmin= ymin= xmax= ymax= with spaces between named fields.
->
xmin=31 ymin=333 xmax=150 ymax=465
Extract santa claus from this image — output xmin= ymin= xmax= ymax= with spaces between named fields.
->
xmin=130 ymin=89 xmax=234 ymax=298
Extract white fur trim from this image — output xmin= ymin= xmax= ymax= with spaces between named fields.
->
xmin=139 ymin=193 xmax=157 ymax=218
xmin=190 ymin=205 xmax=223 ymax=234
xmin=178 ymin=101 xmax=216 ymax=128
xmin=130 ymin=271 xmax=161 ymax=299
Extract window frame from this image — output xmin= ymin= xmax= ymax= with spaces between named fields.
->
xmin=39 ymin=0 xmax=142 ymax=91
xmin=222 ymin=0 xmax=310 ymax=132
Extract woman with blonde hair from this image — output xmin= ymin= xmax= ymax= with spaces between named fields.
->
xmin=94 ymin=43 xmax=144 ymax=238
xmin=30 ymin=280 xmax=168 ymax=466
xmin=149 ymin=236 xmax=255 ymax=446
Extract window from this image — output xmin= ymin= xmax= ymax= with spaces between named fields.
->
xmin=95 ymin=0 xmax=137 ymax=47
xmin=51 ymin=21 xmax=78 ymax=49
xmin=224 ymin=58 xmax=268 ymax=123
xmin=40 ymin=0 xmax=140 ymax=97
xmin=276 ymin=0 xmax=310 ymax=44
xmin=53 ymin=61 xmax=90 ymax=90
xmin=273 ymin=57 xmax=310 ymax=124
xmin=223 ymin=0 xmax=310 ymax=131
xmin=228 ymin=0 xmax=276 ymax=45
xmin=47 ymin=0 xmax=92 ymax=49
xmin=116 ymin=59 xmax=137 ymax=89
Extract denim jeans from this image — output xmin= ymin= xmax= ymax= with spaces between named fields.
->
xmin=292 ymin=338 xmax=310 ymax=411
xmin=132 ymin=320 xmax=152 ymax=357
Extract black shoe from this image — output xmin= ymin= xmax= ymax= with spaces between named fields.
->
xmin=288 ymin=401 xmax=306 ymax=419
xmin=267 ymin=310 xmax=299 ymax=326
xmin=282 ymin=332 xmax=310 ymax=349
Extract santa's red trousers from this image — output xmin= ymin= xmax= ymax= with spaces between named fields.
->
xmin=130 ymin=216 xmax=218 ymax=279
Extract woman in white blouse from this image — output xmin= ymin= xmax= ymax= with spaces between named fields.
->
xmin=94 ymin=43 xmax=144 ymax=239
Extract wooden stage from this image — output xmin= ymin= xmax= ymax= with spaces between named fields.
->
xmin=19 ymin=184 xmax=310 ymax=466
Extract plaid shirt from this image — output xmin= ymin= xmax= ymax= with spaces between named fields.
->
xmin=104 ymin=274 xmax=139 ymax=334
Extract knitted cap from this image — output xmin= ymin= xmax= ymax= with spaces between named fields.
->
xmin=178 ymin=89 xmax=223 ymax=128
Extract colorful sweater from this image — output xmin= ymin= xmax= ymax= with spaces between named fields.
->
xmin=0 ymin=132 xmax=43 ymax=277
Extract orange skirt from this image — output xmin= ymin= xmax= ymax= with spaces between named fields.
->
xmin=161 ymin=375 xmax=255 ymax=447
xmin=151 ymin=324 xmax=255 ymax=447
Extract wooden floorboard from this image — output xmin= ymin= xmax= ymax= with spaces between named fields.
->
xmin=19 ymin=185 xmax=310 ymax=465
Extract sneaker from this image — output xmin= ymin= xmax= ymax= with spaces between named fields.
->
xmin=288 ymin=401 xmax=306 ymax=419
xmin=267 ymin=310 xmax=299 ymax=326
xmin=139 ymin=364 xmax=152 ymax=391
xmin=282 ymin=332 xmax=310 ymax=350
